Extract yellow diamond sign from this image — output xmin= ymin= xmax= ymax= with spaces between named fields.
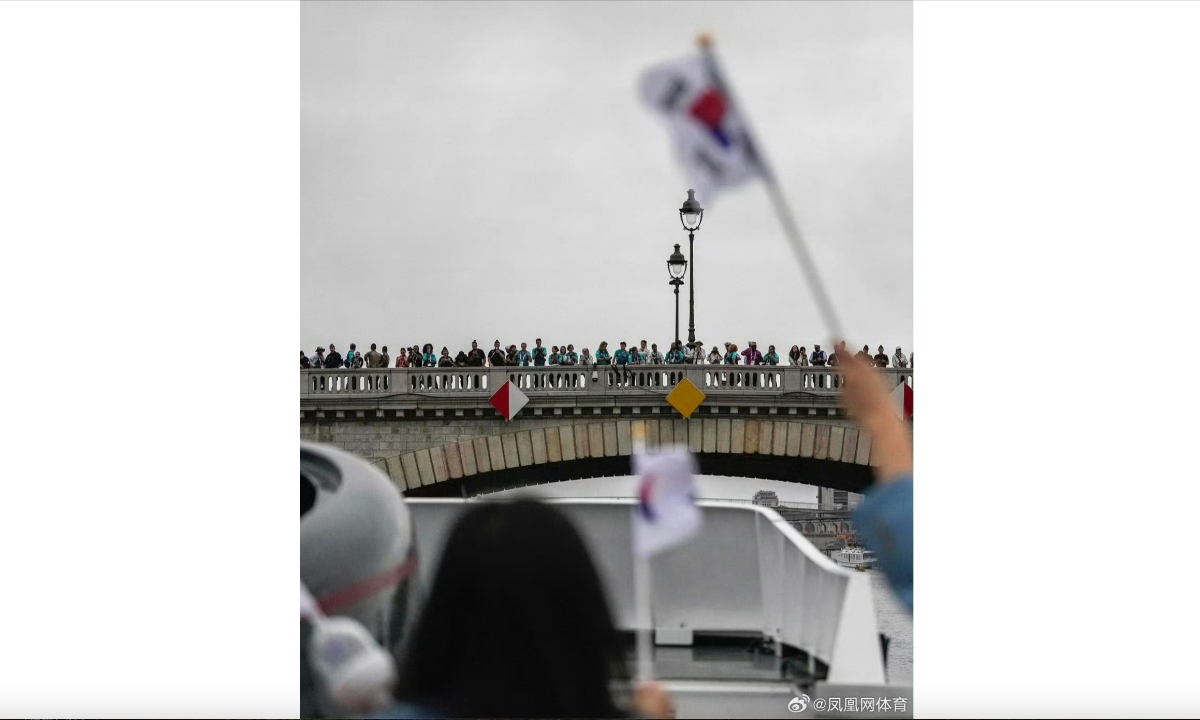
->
xmin=666 ymin=378 xmax=706 ymax=419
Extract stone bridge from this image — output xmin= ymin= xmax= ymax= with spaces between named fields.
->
xmin=299 ymin=365 xmax=913 ymax=497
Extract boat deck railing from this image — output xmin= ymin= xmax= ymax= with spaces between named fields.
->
xmin=405 ymin=498 xmax=909 ymax=718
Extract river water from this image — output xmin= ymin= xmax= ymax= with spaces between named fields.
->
xmin=869 ymin=569 xmax=913 ymax=685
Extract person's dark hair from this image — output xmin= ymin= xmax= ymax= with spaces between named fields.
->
xmin=393 ymin=501 xmax=626 ymax=718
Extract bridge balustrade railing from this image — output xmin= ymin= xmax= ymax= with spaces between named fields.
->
xmin=299 ymin=366 xmax=912 ymax=398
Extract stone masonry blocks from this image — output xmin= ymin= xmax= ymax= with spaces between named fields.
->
xmin=457 ymin=439 xmax=477 ymax=477
xmin=602 ymin=422 xmax=618 ymax=457
xmin=516 ymin=431 xmax=534 ymax=466
xmin=757 ymin=420 xmax=773 ymax=455
xmin=744 ymin=420 xmax=760 ymax=455
xmin=487 ymin=435 xmax=505 ymax=471
xmin=430 ymin=445 xmax=449 ymax=483
xmin=827 ymin=427 xmax=844 ymax=466
xmin=501 ymin=433 xmax=519 ymax=469
xmin=400 ymin=453 xmax=421 ymax=491
xmin=841 ymin=428 xmax=859 ymax=464
xmin=545 ymin=426 xmax=562 ymax=463
xmin=702 ymin=419 xmax=717 ymax=453
xmin=800 ymin=424 xmax=816 ymax=458
xmin=814 ymin=424 xmax=830 ymax=460
xmin=415 ymin=449 xmax=435 ymax=486
xmin=785 ymin=423 xmax=802 ymax=457
xmin=559 ymin=426 xmax=576 ymax=462
xmin=855 ymin=430 xmax=871 ymax=465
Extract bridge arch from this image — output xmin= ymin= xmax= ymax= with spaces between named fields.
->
xmin=368 ymin=417 xmax=878 ymax=498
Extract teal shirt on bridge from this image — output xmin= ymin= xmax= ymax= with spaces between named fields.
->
xmin=595 ymin=348 xmax=610 ymax=364
xmin=613 ymin=348 xmax=631 ymax=365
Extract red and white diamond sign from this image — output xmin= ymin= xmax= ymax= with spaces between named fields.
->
xmin=891 ymin=381 xmax=913 ymax=421
xmin=489 ymin=380 xmax=529 ymax=421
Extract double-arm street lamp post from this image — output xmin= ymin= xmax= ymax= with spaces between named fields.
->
xmin=679 ymin=189 xmax=704 ymax=350
xmin=666 ymin=243 xmax=687 ymax=346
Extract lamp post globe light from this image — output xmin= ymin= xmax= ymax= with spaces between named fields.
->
xmin=667 ymin=243 xmax=687 ymax=346
xmin=679 ymin=189 xmax=704 ymax=349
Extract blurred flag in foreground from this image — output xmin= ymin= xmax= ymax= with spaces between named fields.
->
xmin=640 ymin=49 xmax=762 ymax=206
xmin=632 ymin=447 xmax=702 ymax=558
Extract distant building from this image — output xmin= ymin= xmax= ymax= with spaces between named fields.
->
xmin=752 ymin=490 xmax=780 ymax=508
xmin=819 ymin=488 xmax=862 ymax=510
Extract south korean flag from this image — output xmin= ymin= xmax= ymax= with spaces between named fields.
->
xmin=640 ymin=53 xmax=763 ymax=206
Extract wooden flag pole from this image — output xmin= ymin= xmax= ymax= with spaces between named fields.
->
xmin=698 ymin=34 xmax=846 ymax=342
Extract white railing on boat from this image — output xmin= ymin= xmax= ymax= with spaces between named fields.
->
xmin=404 ymin=497 xmax=887 ymax=687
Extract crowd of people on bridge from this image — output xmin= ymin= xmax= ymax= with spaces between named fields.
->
xmin=301 ymin=339 xmax=912 ymax=371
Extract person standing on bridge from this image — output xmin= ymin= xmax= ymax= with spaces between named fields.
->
xmin=394 ymin=348 xmax=408 ymax=368
xmin=594 ymin=341 xmax=610 ymax=365
xmin=648 ymin=343 xmax=664 ymax=365
xmin=764 ymin=345 xmax=780 ymax=365
xmin=665 ymin=340 xmax=684 ymax=364
xmin=613 ymin=342 xmax=631 ymax=366
xmin=532 ymin=338 xmax=548 ymax=367
xmin=873 ymin=345 xmax=890 ymax=368
xmin=324 ymin=344 xmax=343 ymax=369
xmin=516 ymin=342 xmax=532 ymax=366
xmin=313 ymin=346 xmax=326 ymax=368
xmin=563 ymin=344 xmax=578 ymax=365
xmin=301 ymin=350 xmax=311 ymax=369
xmin=827 ymin=342 xmax=844 ymax=389
xmin=422 ymin=344 xmax=437 ymax=367
xmin=408 ymin=345 xmax=422 ymax=368
xmin=788 ymin=345 xmax=803 ymax=366
xmin=488 ymin=340 xmax=506 ymax=367
xmin=706 ymin=345 xmax=722 ymax=364
xmin=467 ymin=340 xmax=486 ymax=368
xmin=742 ymin=341 xmax=763 ymax=366
xmin=692 ymin=340 xmax=706 ymax=364
xmin=639 ymin=339 xmax=650 ymax=361
xmin=381 ymin=346 xmax=390 ymax=369
xmin=549 ymin=346 xmax=561 ymax=366
xmin=892 ymin=347 xmax=907 ymax=369
xmin=366 ymin=343 xmax=384 ymax=368
xmin=724 ymin=343 xmax=740 ymax=364
xmin=579 ymin=346 xmax=593 ymax=366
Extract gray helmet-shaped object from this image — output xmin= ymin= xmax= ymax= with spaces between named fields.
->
xmin=301 ymin=442 xmax=418 ymax=717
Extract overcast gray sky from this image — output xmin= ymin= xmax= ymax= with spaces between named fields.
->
xmin=301 ymin=1 xmax=911 ymax=357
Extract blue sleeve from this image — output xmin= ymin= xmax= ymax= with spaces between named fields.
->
xmin=854 ymin=475 xmax=913 ymax=613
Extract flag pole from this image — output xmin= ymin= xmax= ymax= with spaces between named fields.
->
xmin=698 ymin=33 xmax=845 ymax=342
xmin=631 ymin=424 xmax=653 ymax=682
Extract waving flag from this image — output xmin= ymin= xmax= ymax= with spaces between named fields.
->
xmin=640 ymin=51 xmax=762 ymax=206
xmin=632 ymin=447 xmax=702 ymax=558
xmin=639 ymin=36 xmax=846 ymax=339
